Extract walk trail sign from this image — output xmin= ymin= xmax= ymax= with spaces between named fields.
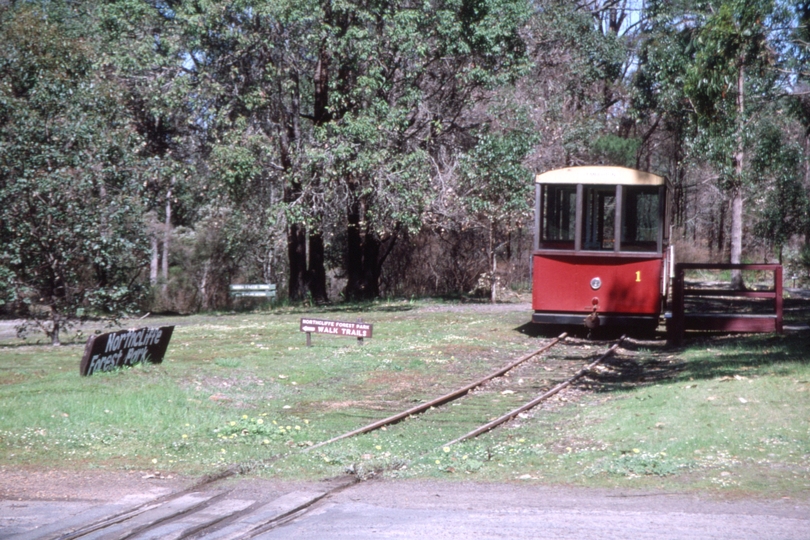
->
xmin=300 ymin=318 xmax=373 ymax=346
xmin=80 ymin=326 xmax=175 ymax=376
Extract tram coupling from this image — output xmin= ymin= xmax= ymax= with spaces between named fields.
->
xmin=584 ymin=302 xmax=600 ymax=330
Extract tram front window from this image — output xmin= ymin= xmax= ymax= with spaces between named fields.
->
xmin=622 ymin=187 xmax=659 ymax=251
xmin=582 ymin=186 xmax=615 ymax=251
xmin=539 ymin=181 xmax=662 ymax=253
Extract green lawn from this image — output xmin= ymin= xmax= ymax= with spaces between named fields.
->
xmin=0 ymin=300 xmax=807 ymax=496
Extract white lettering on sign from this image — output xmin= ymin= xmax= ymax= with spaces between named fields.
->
xmin=300 ymin=318 xmax=373 ymax=339
xmin=103 ymin=328 xmax=164 ymax=353
xmin=317 ymin=326 xmax=339 ymax=334
xmin=340 ymin=328 xmax=368 ymax=337
xmin=80 ymin=326 xmax=174 ymax=376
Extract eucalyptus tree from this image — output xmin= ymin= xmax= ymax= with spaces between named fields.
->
xmin=178 ymin=0 xmax=531 ymax=301
xmin=95 ymin=1 xmax=201 ymax=295
xmin=457 ymin=128 xmax=537 ymax=301
xmin=521 ymin=0 xmax=633 ymax=171
xmin=174 ymin=0 xmax=330 ymax=302
xmin=0 ymin=3 xmax=149 ymax=343
xmin=750 ymin=121 xmax=809 ymax=263
xmin=309 ymin=0 xmax=531 ymax=300
xmin=634 ymin=0 xmax=797 ymax=284
xmin=787 ymin=2 xmax=810 ymax=258
xmin=632 ymin=1 xmax=695 ymax=228
xmin=686 ymin=0 xmax=790 ymax=285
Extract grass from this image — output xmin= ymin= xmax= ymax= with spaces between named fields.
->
xmin=0 ymin=299 xmax=808 ymax=497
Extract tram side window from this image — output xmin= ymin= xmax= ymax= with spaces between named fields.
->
xmin=622 ymin=187 xmax=659 ymax=251
xmin=541 ymin=185 xmax=576 ymax=248
xmin=582 ymin=186 xmax=615 ymax=251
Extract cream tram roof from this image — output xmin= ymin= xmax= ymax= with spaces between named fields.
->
xmin=535 ymin=166 xmax=665 ymax=186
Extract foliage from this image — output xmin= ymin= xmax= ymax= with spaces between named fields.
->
xmin=590 ymin=134 xmax=641 ymax=167
xmin=451 ymin=115 xmax=537 ymax=299
xmin=633 ymin=0 xmax=807 ymax=268
xmin=589 ymin=450 xmax=688 ymax=477
xmin=1 ymin=0 xmax=809 ymax=315
xmin=524 ymin=0 xmax=634 ymax=168
xmin=460 ymin=130 xmax=537 ymax=222
xmin=750 ymin=121 xmax=810 ymax=257
xmin=799 ymin=244 xmax=810 ymax=276
xmin=0 ymin=2 xmax=149 ymax=343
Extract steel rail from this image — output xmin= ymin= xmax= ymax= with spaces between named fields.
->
xmin=305 ymin=333 xmax=568 ymax=452
xmin=442 ymin=335 xmax=625 ymax=447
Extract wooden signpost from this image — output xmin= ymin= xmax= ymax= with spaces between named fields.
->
xmin=300 ymin=318 xmax=373 ymax=347
xmin=79 ymin=326 xmax=175 ymax=376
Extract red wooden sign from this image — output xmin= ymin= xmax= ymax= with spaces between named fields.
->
xmin=300 ymin=318 xmax=372 ymax=346
xmin=300 ymin=318 xmax=372 ymax=337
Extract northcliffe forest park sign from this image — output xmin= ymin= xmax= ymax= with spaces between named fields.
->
xmin=299 ymin=318 xmax=373 ymax=346
xmin=80 ymin=326 xmax=175 ymax=376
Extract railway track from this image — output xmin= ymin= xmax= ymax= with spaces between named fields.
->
xmin=18 ymin=336 xmax=627 ymax=540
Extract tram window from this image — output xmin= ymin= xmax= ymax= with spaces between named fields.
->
xmin=541 ymin=184 xmax=576 ymax=247
xmin=582 ymin=186 xmax=615 ymax=251
xmin=622 ymin=187 xmax=659 ymax=251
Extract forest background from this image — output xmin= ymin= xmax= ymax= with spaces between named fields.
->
xmin=2 ymin=0 xmax=810 ymax=344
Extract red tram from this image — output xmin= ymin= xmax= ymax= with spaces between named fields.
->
xmin=532 ymin=166 xmax=671 ymax=331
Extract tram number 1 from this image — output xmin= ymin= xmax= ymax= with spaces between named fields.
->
xmin=635 ymin=271 xmax=641 ymax=282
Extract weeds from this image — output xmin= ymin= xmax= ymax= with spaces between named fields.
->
xmin=0 ymin=300 xmax=808 ymax=495
xmin=586 ymin=451 xmax=690 ymax=478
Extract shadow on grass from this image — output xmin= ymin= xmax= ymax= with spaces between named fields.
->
xmin=582 ymin=330 xmax=810 ymax=394
xmin=519 ymin=289 xmax=810 ymax=394
xmin=514 ymin=322 xmax=569 ymax=339
xmin=674 ymin=331 xmax=810 ymax=380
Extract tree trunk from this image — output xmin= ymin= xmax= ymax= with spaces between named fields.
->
xmin=718 ymin=202 xmax=726 ymax=261
xmin=302 ymin=48 xmax=330 ymax=303
xmin=344 ymin=193 xmax=383 ymax=301
xmin=308 ymin=231 xmax=328 ymax=302
xmin=730 ymin=185 xmax=743 ymax=265
xmin=287 ymin=222 xmax=307 ymax=301
xmin=489 ymin=219 xmax=497 ymax=304
xmin=279 ymin=67 xmax=312 ymax=303
xmin=730 ymin=61 xmax=745 ymax=289
xmin=162 ymin=177 xmax=174 ymax=293
xmin=345 ymin=197 xmax=364 ymax=300
xmin=199 ymin=260 xmax=210 ymax=311
xmin=672 ymin=132 xmax=689 ymax=231
xmin=805 ymin=135 xmax=810 ymax=246
xmin=362 ymin=229 xmax=381 ymax=299
xmin=313 ymin=47 xmax=330 ymax=126
xmin=150 ymin=236 xmax=159 ymax=286
xmin=49 ymin=307 xmax=61 ymax=346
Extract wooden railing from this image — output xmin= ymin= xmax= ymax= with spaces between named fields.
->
xmin=667 ymin=263 xmax=782 ymax=346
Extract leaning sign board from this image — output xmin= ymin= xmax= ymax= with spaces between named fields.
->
xmin=80 ymin=326 xmax=175 ymax=376
xmin=300 ymin=318 xmax=372 ymax=346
